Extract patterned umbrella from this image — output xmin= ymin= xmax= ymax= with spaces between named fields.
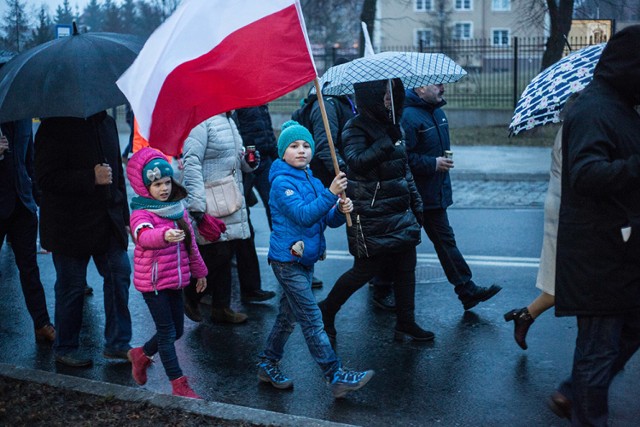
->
xmin=318 ymin=51 xmax=467 ymax=96
xmin=509 ymin=43 xmax=606 ymax=135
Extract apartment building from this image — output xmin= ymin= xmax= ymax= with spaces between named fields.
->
xmin=373 ymin=0 xmax=546 ymax=49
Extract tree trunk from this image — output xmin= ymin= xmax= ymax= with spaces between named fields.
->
xmin=360 ymin=0 xmax=376 ymax=56
xmin=540 ymin=0 xmax=574 ymax=71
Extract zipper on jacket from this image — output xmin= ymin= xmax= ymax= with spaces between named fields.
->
xmin=356 ymin=214 xmax=369 ymax=258
xmin=370 ymin=181 xmax=380 ymax=207
xmin=174 ymin=220 xmax=184 ymax=288
xmin=304 ymin=168 xmax=320 ymax=256
xmin=151 ymin=259 xmax=159 ymax=295
xmin=304 ymin=169 xmax=318 ymax=197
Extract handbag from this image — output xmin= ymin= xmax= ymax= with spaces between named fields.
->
xmin=204 ymin=172 xmax=243 ymax=218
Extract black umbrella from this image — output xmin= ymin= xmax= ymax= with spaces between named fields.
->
xmin=0 ymin=23 xmax=143 ymax=122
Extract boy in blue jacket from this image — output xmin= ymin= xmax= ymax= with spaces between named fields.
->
xmin=257 ymin=120 xmax=374 ymax=398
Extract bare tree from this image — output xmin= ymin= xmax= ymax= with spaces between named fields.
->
xmin=516 ymin=0 xmax=574 ymax=71
xmin=300 ymin=0 xmax=360 ymax=49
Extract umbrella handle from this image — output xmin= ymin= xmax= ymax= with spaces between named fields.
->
xmin=313 ymin=78 xmax=352 ymax=227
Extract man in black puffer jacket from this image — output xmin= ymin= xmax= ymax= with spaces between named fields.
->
xmin=548 ymin=25 xmax=640 ymax=424
xmin=319 ymin=78 xmax=434 ymax=343
xmin=401 ymin=84 xmax=501 ymax=311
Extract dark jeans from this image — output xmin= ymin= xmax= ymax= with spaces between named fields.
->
xmin=235 ymin=210 xmax=262 ymax=294
xmin=557 ymin=312 xmax=640 ymax=426
xmin=323 ymin=247 xmax=418 ymax=324
xmin=185 ymin=241 xmax=234 ymax=309
xmin=142 ymin=289 xmax=185 ymax=380
xmin=51 ymin=237 xmax=132 ymax=355
xmin=422 ymin=208 xmax=475 ymax=297
xmin=262 ymin=261 xmax=339 ymax=378
xmin=0 ymin=200 xmax=50 ymax=329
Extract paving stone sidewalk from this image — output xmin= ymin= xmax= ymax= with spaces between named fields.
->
xmin=452 ymin=179 xmax=547 ymax=209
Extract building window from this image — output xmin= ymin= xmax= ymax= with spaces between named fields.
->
xmin=415 ymin=29 xmax=433 ymax=48
xmin=492 ymin=0 xmax=510 ymax=11
xmin=453 ymin=22 xmax=473 ymax=39
xmin=415 ymin=0 xmax=433 ymax=11
xmin=492 ymin=28 xmax=510 ymax=46
xmin=454 ymin=0 xmax=472 ymax=11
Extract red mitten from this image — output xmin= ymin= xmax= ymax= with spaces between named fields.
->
xmin=198 ymin=214 xmax=227 ymax=242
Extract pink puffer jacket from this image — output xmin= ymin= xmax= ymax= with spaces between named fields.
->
xmin=127 ymin=148 xmax=207 ymax=293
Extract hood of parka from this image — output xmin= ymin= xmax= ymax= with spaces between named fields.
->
xmin=354 ymin=78 xmax=405 ymax=124
xmin=592 ymin=25 xmax=640 ymax=106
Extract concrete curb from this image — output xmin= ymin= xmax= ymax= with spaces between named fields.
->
xmin=0 ymin=363 xmax=356 ymax=427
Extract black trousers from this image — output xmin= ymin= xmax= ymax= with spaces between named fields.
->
xmin=185 ymin=241 xmax=234 ymax=309
xmin=422 ymin=208 xmax=474 ymax=297
xmin=323 ymin=247 xmax=417 ymax=324
xmin=0 ymin=199 xmax=51 ymax=329
xmin=235 ymin=213 xmax=262 ymax=294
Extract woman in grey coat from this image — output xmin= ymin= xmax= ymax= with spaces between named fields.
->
xmin=181 ymin=112 xmax=256 ymax=323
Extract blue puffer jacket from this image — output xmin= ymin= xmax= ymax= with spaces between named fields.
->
xmin=401 ymin=89 xmax=453 ymax=210
xmin=268 ymin=159 xmax=345 ymax=266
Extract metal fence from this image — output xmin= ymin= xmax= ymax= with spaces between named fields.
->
xmin=269 ymin=36 xmax=602 ymax=115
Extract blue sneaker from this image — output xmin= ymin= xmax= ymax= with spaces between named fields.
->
xmin=328 ymin=368 xmax=375 ymax=398
xmin=257 ymin=360 xmax=293 ymax=389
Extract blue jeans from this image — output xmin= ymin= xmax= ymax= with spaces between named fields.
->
xmin=422 ymin=208 xmax=475 ymax=297
xmin=558 ymin=312 xmax=640 ymax=426
xmin=142 ymin=289 xmax=184 ymax=380
xmin=52 ymin=240 xmax=132 ymax=355
xmin=261 ymin=261 xmax=339 ymax=379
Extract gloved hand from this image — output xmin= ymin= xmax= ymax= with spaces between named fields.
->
xmin=198 ymin=214 xmax=227 ymax=242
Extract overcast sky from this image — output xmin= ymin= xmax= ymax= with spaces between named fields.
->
xmin=1 ymin=1 xmax=94 ymax=17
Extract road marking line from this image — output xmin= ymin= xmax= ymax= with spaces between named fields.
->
xmin=252 ymin=248 xmax=539 ymax=268
xmin=127 ymin=244 xmax=539 ymax=268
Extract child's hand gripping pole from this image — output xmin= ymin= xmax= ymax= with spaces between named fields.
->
xmin=313 ymin=78 xmax=352 ymax=227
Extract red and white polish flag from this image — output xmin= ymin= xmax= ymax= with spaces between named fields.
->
xmin=117 ymin=0 xmax=316 ymax=156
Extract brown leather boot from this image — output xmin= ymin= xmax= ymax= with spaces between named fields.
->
xmin=211 ymin=307 xmax=248 ymax=324
xmin=35 ymin=324 xmax=55 ymax=344
xmin=504 ymin=307 xmax=535 ymax=350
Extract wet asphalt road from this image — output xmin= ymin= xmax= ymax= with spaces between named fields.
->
xmin=1 ymin=198 xmax=639 ymax=426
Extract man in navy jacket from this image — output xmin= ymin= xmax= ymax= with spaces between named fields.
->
xmin=0 ymin=119 xmax=55 ymax=344
xmin=401 ymin=84 xmax=501 ymax=310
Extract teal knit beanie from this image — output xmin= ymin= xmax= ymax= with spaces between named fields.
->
xmin=142 ymin=157 xmax=174 ymax=186
xmin=278 ymin=120 xmax=315 ymax=158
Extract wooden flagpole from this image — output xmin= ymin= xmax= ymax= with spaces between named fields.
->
xmin=313 ymin=77 xmax=352 ymax=227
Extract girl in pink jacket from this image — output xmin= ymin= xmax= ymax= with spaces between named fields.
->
xmin=126 ymin=147 xmax=208 ymax=399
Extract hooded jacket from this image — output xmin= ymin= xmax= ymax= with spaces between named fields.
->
xmin=401 ymin=89 xmax=452 ymax=210
xmin=343 ymin=79 xmax=423 ymax=258
xmin=127 ymin=148 xmax=207 ymax=293
xmin=267 ymin=158 xmax=344 ymax=266
xmin=555 ymin=25 xmax=640 ymax=316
